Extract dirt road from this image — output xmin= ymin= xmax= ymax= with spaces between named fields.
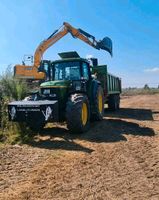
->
xmin=0 ymin=95 xmax=159 ymax=200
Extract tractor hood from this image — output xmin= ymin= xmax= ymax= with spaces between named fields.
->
xmin=40 ymin=80 xmax=70 ymax=88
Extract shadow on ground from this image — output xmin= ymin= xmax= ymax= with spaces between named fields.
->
xmin=104 ymin=108 xmax=154 ymax=121
xmin=29 ymin=108 xmax=155 ymax=153
xmin=30 ymin=127 xmax=94 ymax=153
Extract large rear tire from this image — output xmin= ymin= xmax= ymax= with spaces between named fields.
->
xmin=66 ymin=94 xmax=90 ymax=133
xmin=92 ymin=85 xmax=104 ymax=121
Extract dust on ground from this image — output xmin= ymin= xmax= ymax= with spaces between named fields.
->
xmin=0 ymin=95 xmax=159 ymax=200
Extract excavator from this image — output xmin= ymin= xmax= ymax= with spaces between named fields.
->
xmin=14 ymin=22 xmax=112 ymax=80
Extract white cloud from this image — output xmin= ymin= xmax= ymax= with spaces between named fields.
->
xmin=86 ymin=54 xmax=93 ymax=59
xmin=144 ymin=67 xmax=159 ymax=73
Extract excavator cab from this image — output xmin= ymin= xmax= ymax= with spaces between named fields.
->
xmin=38 ymin=60 xmax=52 ymax=81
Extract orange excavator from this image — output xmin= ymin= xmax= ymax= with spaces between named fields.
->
xmin=15 ymin=22 xmax=112 ymax=80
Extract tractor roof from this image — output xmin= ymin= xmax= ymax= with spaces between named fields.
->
xmin=58 ymin=51 xmax=80 ymax=59
xmin=52 ymin=51 xmax=89 ymax=64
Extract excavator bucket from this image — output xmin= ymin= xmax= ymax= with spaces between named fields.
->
xmin=97 ymin=37 xmax=113 ymax=56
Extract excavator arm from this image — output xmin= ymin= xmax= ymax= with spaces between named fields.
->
xmin=15 ymin=22 xmax=112 ymax=80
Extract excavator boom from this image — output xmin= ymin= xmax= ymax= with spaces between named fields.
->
xmin=15 ymin=22 xmax=112 ymax=80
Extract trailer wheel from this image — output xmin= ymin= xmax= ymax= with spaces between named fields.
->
xmin=108 ymin=94 xmax=120 ymax=111
xmin=66 ymin=94 xmax=90 ymax=133
xmin=27 ymin=119 xmax=46 ymax=132
xmin=92 ymin=85 xmax=104 ymax=120
xmin=117 ymin=95 xmax=120 ymax=109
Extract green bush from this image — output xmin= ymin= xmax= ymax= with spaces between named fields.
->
xmin=0 ymin=69 xmax=28 ymax=100
xmin=0 ymin=69 xmax=32 ymax=144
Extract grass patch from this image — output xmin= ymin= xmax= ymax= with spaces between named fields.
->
xmin=0 ymin=121 xmax=34 ymax=144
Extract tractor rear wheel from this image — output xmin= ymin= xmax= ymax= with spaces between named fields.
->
xmin=92 ymin=85 xmax=104 ymax=120
xmin=66 ymin=94 xmax=90 ymax=133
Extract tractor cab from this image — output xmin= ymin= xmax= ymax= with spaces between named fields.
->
xmin=39 ymin=52 xmax=94 ymax=96
xmin=52 ymin=52 xmax=91 ymax=81
xmin=38 ymin=51 xmax=93 ymax=82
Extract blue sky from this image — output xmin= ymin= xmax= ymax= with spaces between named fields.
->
xmin=0 ymin=0 xmax=159 ymax=87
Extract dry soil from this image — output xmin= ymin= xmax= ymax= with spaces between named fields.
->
xmin=0 ymin=94 xmax=159 ymax=200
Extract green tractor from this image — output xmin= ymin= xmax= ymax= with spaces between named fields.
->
xmin=8 ymin=52 xmax=121 ymax=133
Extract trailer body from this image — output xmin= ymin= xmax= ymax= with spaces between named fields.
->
xmin=92 ymin=65 xmax=121 ymax=94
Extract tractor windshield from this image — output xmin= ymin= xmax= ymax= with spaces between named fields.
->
xmin=54 ymin=61 xmax=81 ymax=81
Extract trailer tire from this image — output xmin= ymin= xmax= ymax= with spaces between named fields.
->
xmin=66 ymin=94 xmax=90 ymax=134
xmin=92 ymin=85 xmax=104 ymax=121
xmin=108 ymin=94 xmax=120 ymax=111
xmin=117 ymin=95 xmax=120 ymax=109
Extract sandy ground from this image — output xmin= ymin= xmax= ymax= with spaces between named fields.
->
xmin=0 ymin=94 xmax=159 ymax=200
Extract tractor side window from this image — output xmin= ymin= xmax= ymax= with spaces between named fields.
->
xmin=43 ymin=62 xmax=49 ymax=80
xmin=65 ymin=67 xmax=70 ymax=79
xmin=44 ymin=63 xmax=48 ymax=72
xmin=55 ymin=65 xmax=63 ymax=80
xmin=82 ymin=62 xmax=89 ymax=80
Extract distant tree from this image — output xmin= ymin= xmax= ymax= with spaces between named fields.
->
xmin=158 ymin=84 xmax=159 ymax=89
xmin=144 ymin=84 xmax=149 ymax=89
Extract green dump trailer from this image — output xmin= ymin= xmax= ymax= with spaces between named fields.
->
xmin=92 ymin=64 xmax=121 ymax=110
xmin=8 ymin=52 xmax=121 ymax=133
